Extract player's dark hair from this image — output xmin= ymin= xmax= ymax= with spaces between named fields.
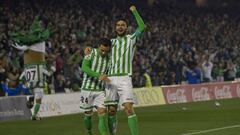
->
xmin=98 ymin=38 xmax=111 ymax=47
xmin=115 ymin=17 xmax=128 ymax=26
xmin=38 ymin=15 xmax=48 ymax=29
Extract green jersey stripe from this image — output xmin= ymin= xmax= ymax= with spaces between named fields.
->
xmin=108 ymin=33 xmax=139 ymax=76
xmin=124 ymin=38 xmax=130 ymax=73
xmin=82 ymin=74 xmax=88 ymax=89
xmin=114 ymin=39 xmax=120 ymax=73
xmin=110 ymin=39 xmax=116 ymax=75
xmin=81 ymin=48 xmax=109 ymax=91
xmin=83 ymin=49 xmax=95 ymax=90
xmin=100 ymin=58 xmax=108 ymax=90
xmin=117 ymin=38 xmax=122 ymax=74
xmin=119 ymin=37 xmax=126 ymax=73
xmin=127 ymin=39 xmax=131 ymax=74
xmin=89 ymin=49 xmax=99 ymax=89
xmin=113 ymin=39 xmax=117 ymax=74
xmin=95 ymin=56 xmax=103 ymax=90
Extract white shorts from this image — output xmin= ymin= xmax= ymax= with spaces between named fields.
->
xmin=80 ymin=90 xmax=106 ymax=111
xmin=105 ymin=76 xmax=133 ymax=106
xmin=33 ymin=87 xmax=44 ymax=99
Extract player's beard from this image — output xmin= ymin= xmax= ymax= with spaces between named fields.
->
xmin=116 ymin=30 xmax=126 ymax=37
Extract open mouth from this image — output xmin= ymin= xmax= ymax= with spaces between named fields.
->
xmin=117 ymin=29 xmax=124 ymax=33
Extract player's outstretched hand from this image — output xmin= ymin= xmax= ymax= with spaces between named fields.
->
xmin=99 ymin=74 xmax=110 ymax=83
xmin=11 ymin=42 xmax=28 ymax=51
xmin=84 ymin=47 xmax=92 ymax=55
xmin=130 ymin=5 xmax=136 ymax=12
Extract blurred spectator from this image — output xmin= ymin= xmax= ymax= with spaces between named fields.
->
xmin=1 ymin=79 xmax=30 ymax=96
xmin=54 ymin=74 xmax=66 ymax=93
xmin=212 ymin=62 xmax=225 ymax=82
xmin=183 ymin=61 xmax=202 ymax=84
xmin=0 ymin=62 xmax=7 ymax=96
xmin=224 ymin=60 xmax=236 ymax=81
xmin=202 ymin=55 xmax=213 ymax=82
xmin=142 ymin=70 xmax=152 ymax=88
xmin=7 ymin=67 xmax=20 ymax=87
xmin=0 ymin=0 xmax=240 ymax=94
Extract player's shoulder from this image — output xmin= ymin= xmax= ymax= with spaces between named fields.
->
xmin=92 ymin=48 xmax=97 ymax=52
xmin=92 ymin=48 xmax=100 ymax=56
xmin=84 ymin=48 xmax=96 ymax=60
xmin=111 ymin=35 xmax=132 ymax=39
xmin=126 ymin=34 xmax=133 ymax=38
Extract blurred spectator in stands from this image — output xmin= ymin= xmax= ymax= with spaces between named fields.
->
xmin=202 ymin=55 xmax=213 ymax=82
xmin=0 ymin=62 xmax=7 ymax=82
xmin=164 ymin=71 xmax=177 ymax=85
xmin=224 ymin=60 xmax=236 ymax=81
xmin=55 ymin=49 xmax=64 ymax=75
xmin=212 ymin=62 xmax=225 ymax=82
xmin=143 ymin=69 xmax=153 ymax=88
xmin=68 ymin=64 xmax=82 ymax=91
xmin=54 ymin=74 xmax=66 ymax=93
xmin=1 ymin=79 xmax=30 ymax=96
xmin=68 ymin=48 xmax=82 ymax=67
xmin=183 ymin=61 xmax=202 ymax=84
xmin=0 ymin=62 xmax=7 ymax=96
xmin=1 ymin=0 xmax=240 ymax=88
xmin=236 ymin=63 xmax=240 ymax=79
xmin=133 ymin=72 xmax=143 ymax=88
xmin=7 ymin=67 xmax=20 ymax=87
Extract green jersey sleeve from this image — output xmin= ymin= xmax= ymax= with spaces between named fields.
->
xmin=81 ymin=51 xmax=101 ymax=78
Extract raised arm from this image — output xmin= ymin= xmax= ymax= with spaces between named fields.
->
xmin=130 ymin=5 xmax=146 ymax=33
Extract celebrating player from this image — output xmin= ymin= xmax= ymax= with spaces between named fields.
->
xmin=105 ymin=5 xmax=146 ymax=135
xmin=80 ymin=38 xmax=111 ymax=135
xmin=85 ymin=5 xmax=146 ymax=135
xmin=11 ymin=16 xmax=53 ymax=120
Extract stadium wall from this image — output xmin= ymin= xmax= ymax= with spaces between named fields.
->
xmin=36 ymin=87 xmax=166 ymax=117
xmin=1 ymin=81 xmax=240 ymax=120
xmin=33 ymin=92 xmax=82 ymax=117
xmin=0 ymin=96 xmax=32 ymax=122
xmin=162 ymin=81 xmax=240 ymax=104
xmin=133 ymin=87 xmax=166 ymax=107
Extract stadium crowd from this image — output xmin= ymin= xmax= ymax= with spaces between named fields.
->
xmin=1 ymin=0 xmax=240 ymax=96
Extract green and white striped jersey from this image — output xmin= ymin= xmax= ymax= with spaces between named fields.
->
xmin=22 ymin=62 xmax=49 ymax=89
xmin=81 ymin=48 xmax=109 ymax=91
xmin=108 ymin=29 xmax=141 ymax=76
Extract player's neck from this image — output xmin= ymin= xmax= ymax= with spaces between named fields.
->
xmin=117 ymin=35 xmax=126 ymax=38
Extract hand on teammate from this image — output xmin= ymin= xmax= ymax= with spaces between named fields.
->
xmin=99 ymin=74 xmax=110 ymax=83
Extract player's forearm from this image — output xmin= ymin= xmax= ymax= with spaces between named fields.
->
xmin=82 ymin=60 xmax=100 ymax=78
xmin=82 ymin=66 xmax=101 ymax=78
xmin=132 ymin=10 xmax=146 ymax=32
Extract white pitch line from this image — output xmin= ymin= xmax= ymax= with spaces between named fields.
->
xmin=186 ymin=130 xmax=202 ymax=132
xmin=182 ymin=124 xmax=240 ymax=135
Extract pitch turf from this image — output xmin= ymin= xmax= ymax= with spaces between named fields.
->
xmin=1 ymin=98 xmax=240 ymax=135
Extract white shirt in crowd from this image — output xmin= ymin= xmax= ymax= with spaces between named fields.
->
xmin=202 ymin=61 xmax=213 ymax=80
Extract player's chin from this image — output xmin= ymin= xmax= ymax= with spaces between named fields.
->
xmin=116 ymin=31 xmax=126 ymax=37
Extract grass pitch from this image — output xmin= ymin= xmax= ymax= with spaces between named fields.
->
xmin=1 ymin=98 xmax=240 ymax=135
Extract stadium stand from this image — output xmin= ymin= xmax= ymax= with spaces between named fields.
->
xmin=1 ymin=0 xmax=240 ymax=96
